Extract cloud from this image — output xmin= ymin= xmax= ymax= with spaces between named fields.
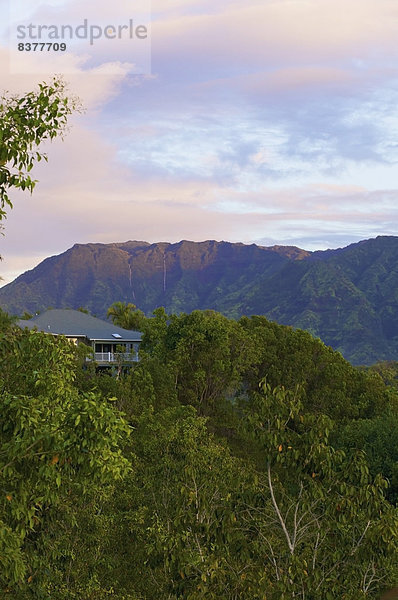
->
xmin=0 ymin=47 xmax=133 ymax=111
xmin=151 ymin=0 xmax=398 ymax=78
xmin=1 ymin=0 xmax=398 ymax=286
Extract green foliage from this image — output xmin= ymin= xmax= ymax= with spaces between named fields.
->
xmin=107 ymin=301 xmax=145 ymax=331
xmin=108 ymin=405 xmax=253 ymax=599
xmin=0 ymin=307 xmax=17 ymax=328
xmin=19 ymin=311 xmax=33 ymax=320
xmin=239 ymin=315 xmax=389 ymax=420
xmin=77 ymin=306 xmax=90 ymax=314
xmin=240 ymin=381 xmax=398 ymax=599
xmin=334 ymin=407 xmax=398 ymax=504
xmin=162 ymin=310 xmax=256 ymax=414
xmin=0 ymin=322 xmax=130 ymax=594
xmin=0 ymin=76 xmax=80 ymax=221
xmin=1 ymin=306 xmax=398 ymax=598
xmin=366 ymin=361 xmax=398 ymax=391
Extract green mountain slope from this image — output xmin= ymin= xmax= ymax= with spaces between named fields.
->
xmin=1 ymin=236 xmax=397 ymax=364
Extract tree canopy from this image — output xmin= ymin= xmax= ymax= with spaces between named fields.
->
xmin=107 ymin=301 xmax=145 ymax=331
xmin=1 ymin=305 xmax=398 ymax=598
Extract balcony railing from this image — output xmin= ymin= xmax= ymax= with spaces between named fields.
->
xmin=87 ymin=352 xmax=139 ymax=364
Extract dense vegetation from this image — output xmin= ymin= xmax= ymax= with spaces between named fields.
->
xmin=2 ymin=305 xmax=398 ymax=599
xmin=1 ymin=236 xmax=398 ymax=364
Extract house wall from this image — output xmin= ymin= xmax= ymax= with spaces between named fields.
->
xmin=65 ymin=336 xmax=89 ymax=346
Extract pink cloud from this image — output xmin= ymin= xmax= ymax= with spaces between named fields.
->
xmin=153 ymin=0 xmax=398 ymax=70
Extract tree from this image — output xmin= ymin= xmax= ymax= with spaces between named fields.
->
xmin=0 ymin=76 xmax=80 ymax=223
xmin=241 ymin=380 xmax=398 ymax=599
xmin=107 ymin=301 xmax=146 ymax=331
xmin=0 ymin=319 xmax=130 ymax=594
xmin=335 ymin=408 xmax=398 ymax=504
xmin=149 ymin=309 xmax=256 ymax=415
xmin=109 ymin=404 xmax=253 ymax=599
xmin=239 ymin=315 xmax=389 ymax=420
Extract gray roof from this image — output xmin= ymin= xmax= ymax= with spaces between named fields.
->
xmin=18 ymin=309 xmax=142 ymax=342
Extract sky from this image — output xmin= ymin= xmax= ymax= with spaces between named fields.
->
xmin=1 ymin=0 xmax=398 ymax=285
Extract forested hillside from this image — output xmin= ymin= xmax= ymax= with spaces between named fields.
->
xmin=1 ymin=236 xmax=398 ymax=364
xmin=2 ymin=306 xmax=398 ymax=599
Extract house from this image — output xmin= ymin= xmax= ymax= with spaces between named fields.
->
xmin=18 ymin=309 xmax=142 ymax=367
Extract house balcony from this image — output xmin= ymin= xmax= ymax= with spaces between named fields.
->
xmin=87 ymin=352 xmax=139 ymax=364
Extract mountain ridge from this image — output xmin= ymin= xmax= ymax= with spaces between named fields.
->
xmin=1 ymin=235 xmax=397 ymax=365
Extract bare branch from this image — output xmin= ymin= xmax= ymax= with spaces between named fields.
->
xmin=267 ymin=461 xmax=294 ymax=554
